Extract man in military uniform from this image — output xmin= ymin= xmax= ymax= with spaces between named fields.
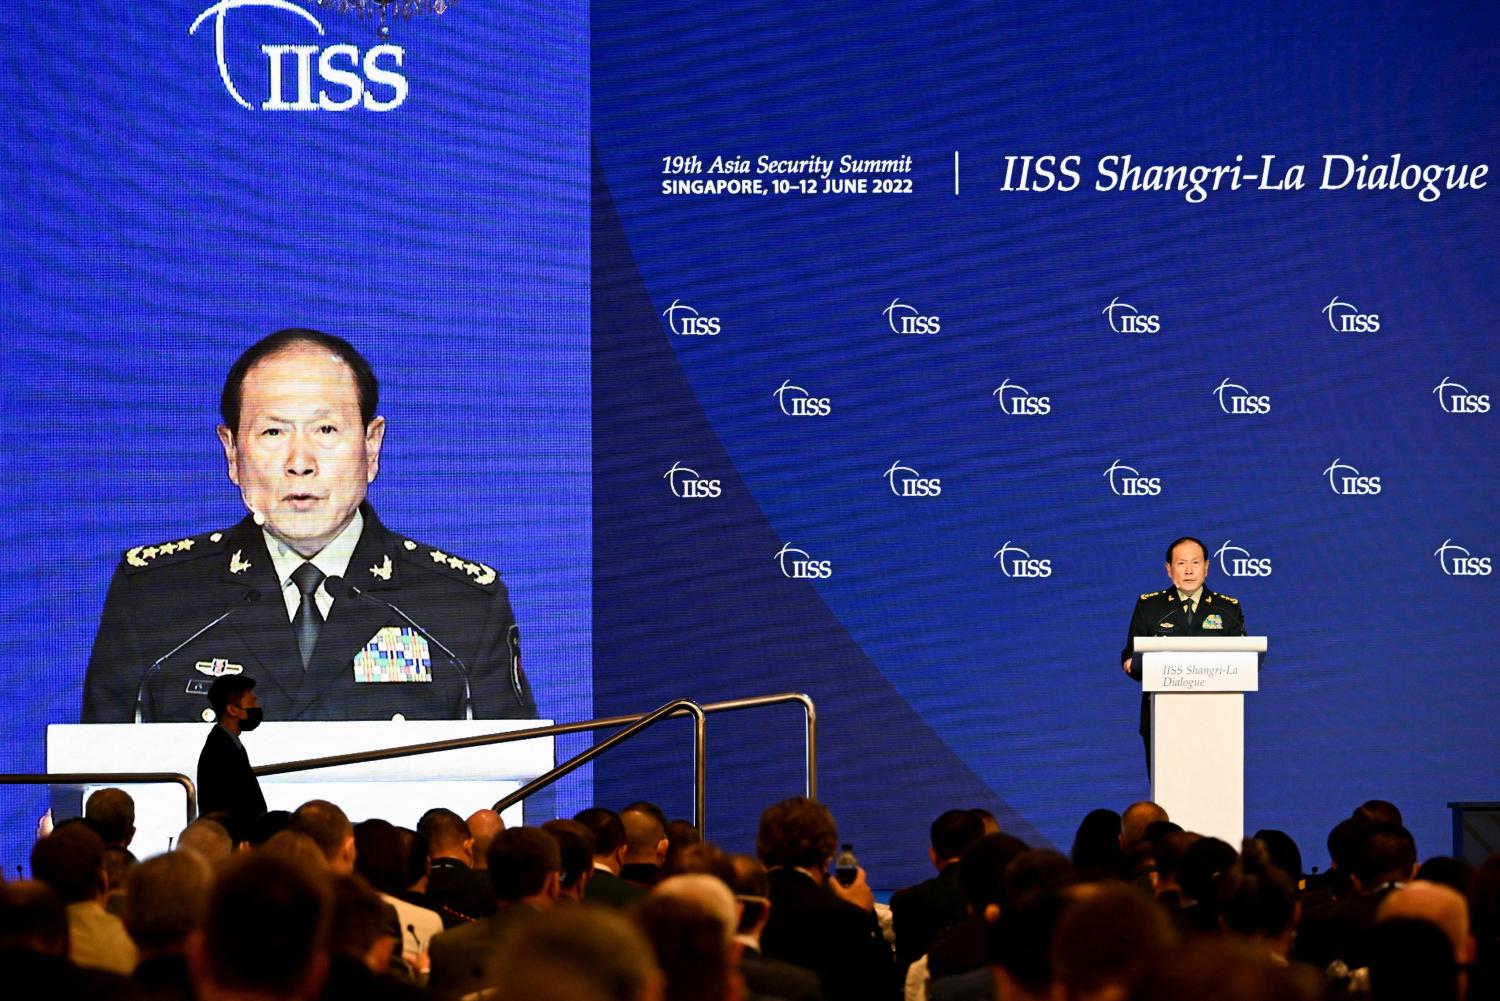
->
xmin=81 ymin=329 xmax=534 ymax=723
xmin=1121 ymin=536 xmax=1245 ymax=766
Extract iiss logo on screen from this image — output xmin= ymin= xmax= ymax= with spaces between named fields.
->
xmin=884 ymin=461 xmax=941 ymax=498
xmin=1213 ymin=540 xmax=1272 ymax=577
xmin=1322 ymin=297 xmax=1380 ymax=333
xmin=993 ymin=541 xmax=1052 ymax=578
xmin=1104 ymin=460 xmax=1161 ymax=497
xmin=663 ymin=462 xmax=721 ymax=499
xmin=1434 ymin=539 xmax=1492 ymax=577
xmin=992 ymin=379 xmax=1050 ymax=416
xmin=1323 ymin=459 xmax=1382 ymax=496
xmin=662 ymin=300 xmax=721 ymax=336
xmin=1103 ymin=297 xmax=1160 ymax=334
xmin=1213 ymin=379 xmax=1271 ymax=415
xmin=774 ymin=381 xmax=831 ymax=417
xmin=1433 ymin=378 xmax=1490 ymax=414
xmin=775 ymin=544 xmax=831 ymax=580
xmin=884 ymin=298 xmax=940 ymax=335
xmin=189 ymin=0 xmax=413 ymax=111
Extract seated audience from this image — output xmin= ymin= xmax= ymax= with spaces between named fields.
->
xmin=1214 ymin=839 xmax=1299 ymax=963
xmin=577 ymin=806 xmax=648 ymax=907
xmin=30 ymin=819 xmax=138 ymax=974
xmin=177 ymin=817 xmax=233 ymax=862
xmin=126 ymin=850 xmax=214 ymax=1001
xmin=640 ymin=874 xmax=741 ymax=1001
xmin=891 ymin=808 xmax=986 ymax=971
xmin=355 ymin=818 xmax=444 ymax=973
xmin=319 ymin=874 xmax=426 ymax=1000
xmin=1050 ymin=883 xmax=1176 ymax=1001
xmin=727 ymin=852 xmax=825 ymax=1001
xmin=1070 ymin=809 xmax=1124 ymax=880
xmin=621 ymin=804 xmax=671 ymax=886
xmin=543 ymin=817 xmax=600 ymax=901
xmin=467 ymin=808 xmax=506 ymax=871
xmin=493 ymin=902 xmax=664 ymax=1001
xmin=1297 ymin=821 xmax=1417 ymax=970
xmin=0 ymin=879 xmax=142 ymax=999
xmin=418 ymin=807 xmax=497 ymax=927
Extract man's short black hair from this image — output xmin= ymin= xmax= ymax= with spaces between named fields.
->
xmin=488 ymin=827 xmax=561 ymax=901
xmin=202 ymin=854 xmax=331 ymax=995
xmin=958 ymin=833 xmax=1030 ymax=910
xmin=930 ymin=808 xmax=986 ymax=861
xmin=220 ymin=328 xmax=379 ymax=434
xmin=1355 ymin=822 xmax=1417 ymax=887
xmin=542 ymin=819 xmax=597 ymax=890
xmin=1165 ymin=536 xmax=1209 ymax=563
xmin=30 ymin=822 xmax=107 ymax=904
xmin=417 ymin=808 xmax=471 ymax=855
xmin=575 ymin=808 xmax=627 ymax=857
xmin=207 ymin=675 xmax=255 ymax=718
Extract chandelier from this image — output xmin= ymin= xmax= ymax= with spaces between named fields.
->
xmin=314 ymin=0 xmax=456 ymax=38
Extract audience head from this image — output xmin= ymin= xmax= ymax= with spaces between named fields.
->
xmin=417 ymin=807 xmax=474 ymax=865
xmin=1120 ymin=801 xmax=1168 ymax=847
xmin=636 ymin=891 xmax=735 ymax=1001
xmin=661 ymin=840 xmax=735 ymax=885
xmin=84 ymin=787 xmax=136 ymax=848
xmin=1250 ymin=828 xmax=1303 ymax=882
xmin=495 ymin=902 xmax=663 ymax=1001
xmin=30 ymin=820 xmax=107 ymax=904
xmin=327 ymin=874 xmax=397 ymax=973
xmin=543 ymin=818 xmax=599 ymax=898
xmin=125 ymin=850 xmax=214 ymax=958
xmin=664 ymin=819 xmax=701 ymax=857
xmin=1357 ymin=799 xmax=1404 ymax=827
xmin=959 ymin=832 xmax=1031 ymax=916
xmin=1153 ymin=831 xmax=1199 ymax=894
xmin=726 ymin=853 xmax=772 ymax=936
xmin=1216 ymin=839 xmax=1298 ymax=950
xmin=1377 ymin=880 xmax=1475 ymax=968
xmin=467 ymin=808 xmax=505 ymax=869
xmin=288 ymin=799 xmax=356 ymax=874
xmin=622 ymin=805 xmax=669 ymax=866
xmin=986 ymin=890 xmax=1067 ymax=1001
xmin=1071 ymin=808 xmax=1124 ymax=878
xmin=1327 ymin=815 xmax=1367 ymax=872
xmin=652 ymin=873 xmax=738 ymax=941
xmin=259 ymin=829 xmax=328 ymax=871
xmin=1354 ymin=822 xmax=1417 ymax=891
xmin=1000 ymin=849 xmax=1075 ymax=908
xmin=0 ymin=881 xmax=69 ymax=956
xmin=757 ymin=797 xmax=838 ymax=870
xmin=1177 ymin=837 xmax=1237 ymax=908
xmin=1127 ymin=936 xmax=1323 ymax=1001
xmin=353 ymin=818 xmax=408 ymax=895
xmin=930 ymin=808 xmax=987 ymax=866
xmin=488 ymin=826 xmax=563 ymax=906
xmin=102 ymin=845 xmax=137 ymax=896
xmin=1366 ymin=917 xmax=1462 ymax=1001
xmin=1051 ymin=883 xmax=1177 ymax=1001
xmin=576 ymin=807 xmax=629 ymax=870
xmin=243 ymin=810 xmax=290 ymax=847
xmin=970 ymin=807 xmax=1001 ymax=835
xmin=398 ymin=827 xmax=430 ymax=889
xmin=188 ymin=853 xmax=332 ymax=1001
xmin=178 ymin=818 xmax=234 ymax=862
xmin=1418 ymin=855 xmax=1477 ymax=897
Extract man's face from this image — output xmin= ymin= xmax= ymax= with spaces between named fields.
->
xmin=217 ymin=343 xmax=385 ymax=557
xmin=229 ymin=690 xmax=260 ymax=720
xmin=1164 ymin=540 xmax=1208 ymax=594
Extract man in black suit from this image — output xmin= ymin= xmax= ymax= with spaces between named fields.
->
xmin=1121 ymin=536 xmax=1247 ymax=764
xmin=728 ymin=853 xmax=825 ymax=1001
xmin=890 ymin=809 xmax=985 ymax=972
xmin=197 ymin=675 xmax=268 ymax=833
xmin=576 ymin=807 xmax=647 ymax=908
xmin=1296 ymin=822 xmax=1418 ymax=970
xmin=81 ymin=328 xmax=534 ymax=724
xmin=419 ymin=808 xmax=497 ymax=927
xmin=758 ymin=797 xmax=896 ymax=1001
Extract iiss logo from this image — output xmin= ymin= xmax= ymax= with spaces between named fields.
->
xmin=993 ymin=541 xmax=1051 ymax=578
xmin=663 ymin=462 xmax=721 ymax=499
xmin=884 ymin=298 xmax=941 ymax=335
xmin=775 ymin=543 xmax=831 ymax=579
xmin=884 ymin=461 xmax=941 ymax=498
xmin=1104 ymin=460 xmax=1161 ymax=497
xmin=1322 ymin=297 xmax=1380 ymax=333
xmin=1213 ymin=540 xmax=1272 ymax=577
xmin=662 ymin=299 xmax=720 ymax=336
xmin=1103 ymin=297 xmax=1160 ymax=334
xmin=1323 ymin=458 xmax=1382 ymax=496
xmin=774 ymin=380 xmax=831 ymax=417
xmin=1213 ymin=378 xmax=1271 ymax=415
xmin=992 ymin=379 xmax=1051 ymax=416
xmin=1434 ymin=539 xmax=1492 ymax=577
xmin=1433 ymin=377 xmax=1490 ymax=414
xmin=189 ymin=0 xmax=409 ymax=111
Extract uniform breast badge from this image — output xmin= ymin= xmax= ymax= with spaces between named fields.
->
xmin=353 ymin=627 xmax=433 ymax=683
xmin=1203 ymin=613 xmax=1224 ymax=630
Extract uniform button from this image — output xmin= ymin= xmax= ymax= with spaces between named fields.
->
xmin=201 ymin=708 xmax=215 ymax=722
xmin=390 ymin=713 xmax=405 ymax=722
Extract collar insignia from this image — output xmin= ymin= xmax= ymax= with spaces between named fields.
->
xmin=370 ymin=555 xmax=393 ymax=581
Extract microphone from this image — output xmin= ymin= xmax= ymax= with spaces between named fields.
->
xmin=325 ymin=576 xmax=474 ymax=720
xmin=135 ymin=589 xmax=261 ymax=723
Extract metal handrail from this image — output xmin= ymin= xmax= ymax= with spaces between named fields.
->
xmin=494 ymin=699 xmax=706 ymax=825
xmin=0 ymin=772 xmax=199 ymax=825
xmin=248 ymin=691 xmax=818 ymax=833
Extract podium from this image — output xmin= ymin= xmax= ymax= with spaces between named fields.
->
xmin=1134 ymin=636 xmax=1266 ymax=845
xmin=47 ymin=721 xmax=553 ymax=857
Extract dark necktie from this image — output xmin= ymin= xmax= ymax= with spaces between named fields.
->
xmin=291 ymin=562 xmax=326 ymax=669
xmin=1182 ymin=599 xmax=1194 ymax=628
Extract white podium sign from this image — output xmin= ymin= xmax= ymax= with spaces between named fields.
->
xmin=1134 ymin=637 xmax=1266 ymax=845
xmin=48 ymin=720 xmax=553 ymax=858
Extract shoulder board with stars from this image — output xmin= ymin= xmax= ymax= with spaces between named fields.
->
xmin=1208 ymin=592 xmax=1240 ymax=605
xmin=120 ymin=530 xmax=228 ymax=574
xmin=397 ymin=538 xmax=500 ymax=592
xmin=1141 ymin=588 xmax=1171 ymax=600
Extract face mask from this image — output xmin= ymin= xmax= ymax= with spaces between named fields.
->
xmin=239 ymin=707 xmax=264 ymax=732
